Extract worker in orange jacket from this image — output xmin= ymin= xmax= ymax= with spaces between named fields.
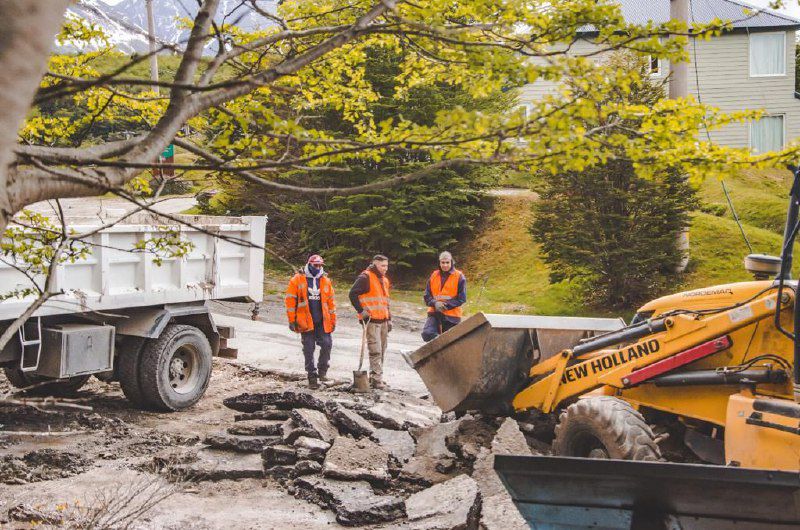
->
xmin=285 ymin=254 xmax=336 ymax=389
xmin=422 ymin=251 xmax=466 ymax=342
xmin=349 ymin=255 xmax=392 ymax=389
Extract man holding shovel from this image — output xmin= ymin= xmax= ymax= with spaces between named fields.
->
xmin=349 ymin=255 xmax=392 ymax=389
xmin=285 ymin=254 xmax=336 ymax=389
xmin=422 ymin=251 xmax=466 ymax=342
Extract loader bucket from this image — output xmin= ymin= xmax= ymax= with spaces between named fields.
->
xmin=406 ymin=313 xmax=625 ymax=413
xmin=495 ymin=455 xmax=800 ymax=529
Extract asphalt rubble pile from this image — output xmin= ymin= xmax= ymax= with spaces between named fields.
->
xmin=155 ymin=385 xmax=539 ymax=529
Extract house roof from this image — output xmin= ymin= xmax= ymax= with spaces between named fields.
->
xmin=582 ymin=0 xmax=800 ymax=33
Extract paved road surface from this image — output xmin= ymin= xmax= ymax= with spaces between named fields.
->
xmin=213 ymin=311 xmax=429 ymax=395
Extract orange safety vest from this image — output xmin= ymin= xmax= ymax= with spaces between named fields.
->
xmin=358 ymin=269 xmax=391 ymax=320
xmin=285 ymin=272 xmax=336 ymax=333
xmin=428 ymin=269 xmax=464 ymax=319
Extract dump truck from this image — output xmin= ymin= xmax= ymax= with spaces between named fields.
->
xmin=0 ymin=213 xmax=266 ymax=411
xmin=409 ymin=169 xmax=800 ymax=525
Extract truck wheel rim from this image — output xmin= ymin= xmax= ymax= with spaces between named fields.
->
xmin=168 ymin=344 xmax=200 ymax=394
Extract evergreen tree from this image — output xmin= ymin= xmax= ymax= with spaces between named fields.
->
xmin=530 ymin=53 xmax=697 ymax=309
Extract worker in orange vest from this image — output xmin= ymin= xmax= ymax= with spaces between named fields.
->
xmin=349 ymin=255 xmax=392 ymax=389
xmin=422 ymin=251 xmax=466 ymax=342
xmin=285 ymin=254 xmax=336 ymax=389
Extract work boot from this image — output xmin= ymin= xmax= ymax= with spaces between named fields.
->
xmin=318 ymin=370 xmax=330 ymax=383
xmin=308 ymin=374 xmax=320 ymax=390
xmin=370 ymin=378 xmax=386 ymax=390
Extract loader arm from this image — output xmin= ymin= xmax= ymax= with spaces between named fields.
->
xmin=512 ymin=291 xmax=790 ymax=413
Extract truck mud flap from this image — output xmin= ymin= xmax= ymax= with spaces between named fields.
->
xmin=406 ymin=313 xmax=624 ymax=413
xmin=494 ymin=455 xmax=800 ymax=529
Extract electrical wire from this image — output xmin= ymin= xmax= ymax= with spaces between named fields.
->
xmin=722 ymin=179 xmax=755 ymax=254
xmin=716 ymin=353 xmax=792 ymax=374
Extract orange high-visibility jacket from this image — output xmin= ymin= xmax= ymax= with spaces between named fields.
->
xmin=428 ymin=269 xmax=465 ymax=318
xmin=358 ymin=269 xmax=391 ymax=321
xmin=285 ymin=272 xmax=336 ymax=333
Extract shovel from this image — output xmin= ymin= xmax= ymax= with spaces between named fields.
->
xmin=352 ymin=317 xmax=371 ymax=393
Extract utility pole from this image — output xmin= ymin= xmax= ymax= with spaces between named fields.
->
xmin=669 ymin=0 xmax=689 ymax=99
xmin=145 ymin=0 xmax=159 ymax=95
xmin=670 ymin=0 xmax=691 ymax=272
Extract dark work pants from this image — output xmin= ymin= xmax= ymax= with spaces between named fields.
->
xmin=301 ymin=324 xmax=332 ymax=376
xmin=421 ymin=314 xmax=459 ymax=342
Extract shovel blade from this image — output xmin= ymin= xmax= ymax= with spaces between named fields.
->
xmin=352 ymin=370 xmax=370 ymax=393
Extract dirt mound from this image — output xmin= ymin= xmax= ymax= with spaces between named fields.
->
xmin=1 ymin=449 xmax=91 ymax=485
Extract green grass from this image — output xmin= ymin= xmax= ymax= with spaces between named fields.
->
xmin=456 ymin=196 xmax=600 ymax=317
xmin=679 ymin=212 xmax=800 ymax=290
xmin=697 ymin=168 xmax=792 ymax=234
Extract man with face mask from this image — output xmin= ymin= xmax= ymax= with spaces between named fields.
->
xmin=285 ymin=254 xmax=336 ymax=389
xmin=422 ymin=251 xmax=466 ymax=342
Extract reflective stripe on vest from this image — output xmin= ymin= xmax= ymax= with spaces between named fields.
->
xmin=428 ymin=269 xmax=463 ymax=319
xmin=358 ymin=270 xmax=390 ymax=320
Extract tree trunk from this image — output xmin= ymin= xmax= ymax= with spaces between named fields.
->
xmin=0 ymin=0 xmax=70 ymax=233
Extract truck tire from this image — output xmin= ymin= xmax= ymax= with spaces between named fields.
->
xmin=117 ymin=338 xmax=149 ymax=409
xmin=552 ymin=396 xmax=661 ymax=461
xmin=138 ymin=324 xmax=212 ymax=411
xmin=3 ymin=368 xmax=90 ymax=397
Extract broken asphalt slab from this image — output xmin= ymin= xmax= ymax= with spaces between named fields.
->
xmin=168 ymin=449 xmax=264 ymax=481
xmin=472 ymin=418 xmax=531 ymax=530
xmin=404 ymin=474 xmax=481 ymax=530
xmin=326 ymin=401 xmax=376 ymax=438
xmin=262 ymin=445 xmax=298 ymax=467
xmin=294 ymin=475 xmax=405 ymax=526
xmin=223 ymin=390 xmax=326 ymax=413
xmin=294 ymin=436 xmax=331 ymax=462
xmin=204 ymin=432 xmax=277 ymax=453
xmin=364 ymin=402 xmax=440 ymax=430
xmin=291 ymin=408 xmax=338 ymax=443
xmin=227 ymin=421 xmax=284 ymax=436
xmin=322 ymin=436 xmax=390 ymax=484
xmin=234 ymin=408 xmax=291 ymax=422
xmin=370 ymin=428 xmax=415 ymax=464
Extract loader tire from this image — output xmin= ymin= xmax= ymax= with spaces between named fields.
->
xmin=552 ymin=396 xmax=661 ymax=461
xmin=138 ymin=324 xmax=212 ymax=412
xmin=3 ymin=368 xmax=90 ymax=397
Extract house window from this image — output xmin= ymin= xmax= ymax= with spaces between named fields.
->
xmin=750 ymin=115 xmax=784 ymax=153
xmin=648 ymin=56 xmax=661 ymax=75
xmin=749 ymin=32 xmax=785 ymax=76
xmin=516 ymin=103 xmax=532 ymax=121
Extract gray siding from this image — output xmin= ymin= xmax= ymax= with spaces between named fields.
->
xmin=517 ymin=31 xmax=800 ymax=149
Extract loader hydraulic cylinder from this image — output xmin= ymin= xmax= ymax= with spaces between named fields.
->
xmin=572 ymin=318 xmax=668 ymax=357
xmin=651 ymin=368 xmax=788 ymax=387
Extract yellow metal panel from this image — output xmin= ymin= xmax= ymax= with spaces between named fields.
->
xmin=725 ymin=393 xmax=800 ymax=471
xmin=620 ymin=385 xmax=733 ymax=426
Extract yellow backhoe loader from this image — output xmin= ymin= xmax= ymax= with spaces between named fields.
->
xmin=407 ymin=168 xmax=800 ymax=527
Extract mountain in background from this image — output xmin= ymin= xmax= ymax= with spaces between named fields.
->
xmin=70 ymin=0 xmax=273 ymax=53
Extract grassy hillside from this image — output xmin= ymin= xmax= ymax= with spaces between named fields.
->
xmin=438 ymin=168 xmax=797 ymax=320
xmin=697 ymin=168 xmax=791 ymax=234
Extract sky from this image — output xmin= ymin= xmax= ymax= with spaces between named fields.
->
xmin=745 ymin=0 xmax=800 ymax=18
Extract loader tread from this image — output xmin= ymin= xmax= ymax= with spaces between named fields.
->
xmin=553 ymin=396 xmax=661 ymax=461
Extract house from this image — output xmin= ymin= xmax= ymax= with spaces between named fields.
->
xmin=517 ymin=0 xmax=800 ymax=153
